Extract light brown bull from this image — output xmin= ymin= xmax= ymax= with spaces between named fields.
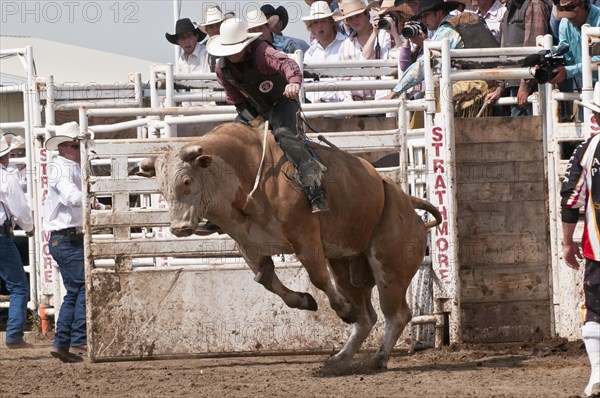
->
xmin=140 ymin=122 xmax=442 ymax=369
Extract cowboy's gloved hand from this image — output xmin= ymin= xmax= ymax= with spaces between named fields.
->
xmin=283 ymin=83 xmax=300 ymax=99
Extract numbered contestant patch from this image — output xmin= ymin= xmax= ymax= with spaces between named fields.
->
xmin=259 ymin=80 xmax=274 ymax=93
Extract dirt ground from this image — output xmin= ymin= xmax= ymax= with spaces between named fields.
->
xmin=0 ymin=334 xmax=592 ymax=398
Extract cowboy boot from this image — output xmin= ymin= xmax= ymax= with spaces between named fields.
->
xmin=583 ymin=322 xmax=600 ymax=397
xmin=304 ymin=184 xmax=329 ymax=213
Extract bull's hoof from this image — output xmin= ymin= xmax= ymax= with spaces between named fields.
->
xmin=303 ymin=293 xmax=318 ymax=311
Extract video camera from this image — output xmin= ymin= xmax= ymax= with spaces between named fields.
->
xmin=377 ymin=13 xmax=399 ymax=30
xmin=401 ymin=21 xmax=427 ymax=39
xmin=522 ymin=43 xmax=570 ymax=84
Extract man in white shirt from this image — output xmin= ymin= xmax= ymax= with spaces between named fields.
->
xmin=0 ymin=132 xmax=35 ymax=349
xmin=44 ymin=122 xmax=108 ymax=363
xmin=166 ymin=18 xmax=209 ymax=74
xmin=302 ymin=1 xmax=348 ymax=103
xmin=473 ymin=0 xmax=506 ymax=44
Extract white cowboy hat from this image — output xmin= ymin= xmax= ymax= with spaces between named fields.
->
xmin=334 ymin=0 xmax=379 ymax=21
xmin=575 ymin=82 xmax=600 ymax=113
xmin=246 ymin=8 xmax=279 ymax=30
xmin=3 ymin=133 xmax=25 ymax=150
xmin=198 ymin=5 xmax=234 ymax=33
xmin=206 ymin=18 xmax=262 ymax=57
xmin=0 ymin=132 xmax=10 ymax=158
xmin=45 ymin=121 xmax=81 ymax=151
xmin=301 ymin=1 xmax=343 ymax=27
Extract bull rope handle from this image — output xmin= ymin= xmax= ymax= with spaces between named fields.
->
xmin=247 ymin=120 xmax=269 ymax=200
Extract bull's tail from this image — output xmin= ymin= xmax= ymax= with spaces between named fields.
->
xmin=410 ymin=196 xmax=443 ymax=228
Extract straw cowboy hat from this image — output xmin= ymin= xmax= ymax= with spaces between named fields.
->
xmin=301 ymin=1 xmax=343 ymax=27
xmin=373 ymin=0 xmax=414 ymax=18
xmin=3 ymin=133 xmax=25 ymax=150
xmin=246 ymin=8 xmax=279 ymax=30
xmin=575 ymin=82 xmax=600 ymax=113
xmin=165 ymin=18 xmax=207 ymax=45
xmin=0 ymin=132 xmax=11 ymax=158
xmin=198 ymin=5 xmax=234 ymax=33
xmin=206 ymin=18 xmax=262 ymax=57
xmin=261 ymin=4 xmax=289 ymax=30
xmin=413 ymin=0 xmax=462 ymax=18
xmin=45 ymin=121 xmax=81 ymax=151
xmin=334 ymin=0 xmax=379 ymax=20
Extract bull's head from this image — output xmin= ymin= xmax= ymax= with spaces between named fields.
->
xmin=138 ymin=144 xmax=213 ymax=237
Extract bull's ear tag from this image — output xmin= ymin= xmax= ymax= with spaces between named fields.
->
xmin=194 ymin=155 xmax=212 ymax=168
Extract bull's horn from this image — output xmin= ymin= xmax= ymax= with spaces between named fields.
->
xmin=137 ymin=157 xmax=156 ymax=178
xmin=179 ymin=145 xmax=203 ymax=163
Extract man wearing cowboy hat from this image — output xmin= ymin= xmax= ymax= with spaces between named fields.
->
xmin=44 ymin=122 xmax=108 ymax=362
xmin=208 ymin=18 xmax=329 ymax=213
xmin=198 ymin=6 xmax=235 ymax=73
xmin=262 ymin=4 xmax=310 ymax=52
xmin=302 ymin=1 xmax=349 ymax=103
xmin=165 ymin=18 xmax=209 ymax=75
xmin=247 ymin=8 xmax=300 ymax=55
xmin=4 ymin=133 xmax=27 ymax=192
xmin=384 ymin=0 xmax=467 ymax=98
xmin=547 ymin=0 xmax=600 ymax=85
xmin=0 ymin=131 xmax=35 ymax=350
xmin=561 ymin=83 xmax=600 ymax=398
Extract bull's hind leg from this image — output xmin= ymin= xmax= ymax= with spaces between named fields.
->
xmin=325 ymin=258 xmax=377 ymax=366
xmin=242 ymin=253 xmax=317 ymax=311
xmin=368 ymin=180 xmax=428 ymax=369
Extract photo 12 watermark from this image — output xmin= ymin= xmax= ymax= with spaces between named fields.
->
xmin=1 ymin=1 xmax=140 ymax=24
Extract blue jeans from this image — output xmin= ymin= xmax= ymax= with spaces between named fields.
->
xmin=0 ymin=233 xmax=29 ymax=344
xmin=49 ymin=233 xmax=86 ymax=349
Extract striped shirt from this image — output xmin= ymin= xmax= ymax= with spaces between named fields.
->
xmin=561 ymin=134 xmax=600 ymax=260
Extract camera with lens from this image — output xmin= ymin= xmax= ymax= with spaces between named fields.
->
xmin=401 ymin=21 xmax=427 ymax=39
xmin=377 ymin=13 xmax=399 ymax=30
xmin=522 ymin=43 xmax=569 ymax=84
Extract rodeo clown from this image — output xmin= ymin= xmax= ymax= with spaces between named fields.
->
xmin=207 ymin=18 xmax=328 ymax=215
xmin=561 ymin=82 xmax=600 ymax=398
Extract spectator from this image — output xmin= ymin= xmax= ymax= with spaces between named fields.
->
xmin=0 ymin=131 xmax=35 ymax=350
xmin=166 ymin=18 xmax=211 ymax=107
xmin=262 ymin=4 xmax=310 ymax=52
xmin=372 ymin=0 xmax=417 ymax=71
xmin=247 ymin=8 xmax=299 ymax=54
xmin=334 ymin=0 xmax=392 ymax=100
xmin=4 ymin=133 xmax=27 ymax=192
xmin=198 ymin=5 xmax=235 ymax=72
xmin=165 ymin=18 xmax=209 ymax=74
xmin=472 ymin=0 xmax=507 ymax=43
xmin=548 ymin=0 xmax=600 ymax=85
xmin=561 ymin=83 xmax=600 ymax=398
xmin=45 ymin=122 xmax=109 ymax=362
xmin=384 ymin=0 xmax=465 ymax=99
xmin=302 ymin=1 xmax=348 ymax=103
xmin=207 ymin=18 xmax=329 ymax=213
xmin=485 ymin=0 xmax=551 ymax=115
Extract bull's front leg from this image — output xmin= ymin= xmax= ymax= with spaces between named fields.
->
xmin=239 ymin=248 xmax=317 ymax=311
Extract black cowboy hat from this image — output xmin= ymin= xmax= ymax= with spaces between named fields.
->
xmin=165 ymin=18 xmax=207 ymax=45
xmin=414 ymin=0 xmax=462 ymax=19
xmin=260 ymin=4 xmax=289 ymax=30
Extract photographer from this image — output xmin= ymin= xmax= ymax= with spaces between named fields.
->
xmin=372 ymin=0 xmax=420 ymax=72
xmin=485 ymin=0 xmax=552 ymax=116
xmin=383 ymin=0 xmax=466 ymax=99
xmin=547 ymin=0 xmax=600 ymax=85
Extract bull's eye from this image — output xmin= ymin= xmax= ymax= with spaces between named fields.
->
xmin=182 ymin=176 xmax=191 ymax=186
